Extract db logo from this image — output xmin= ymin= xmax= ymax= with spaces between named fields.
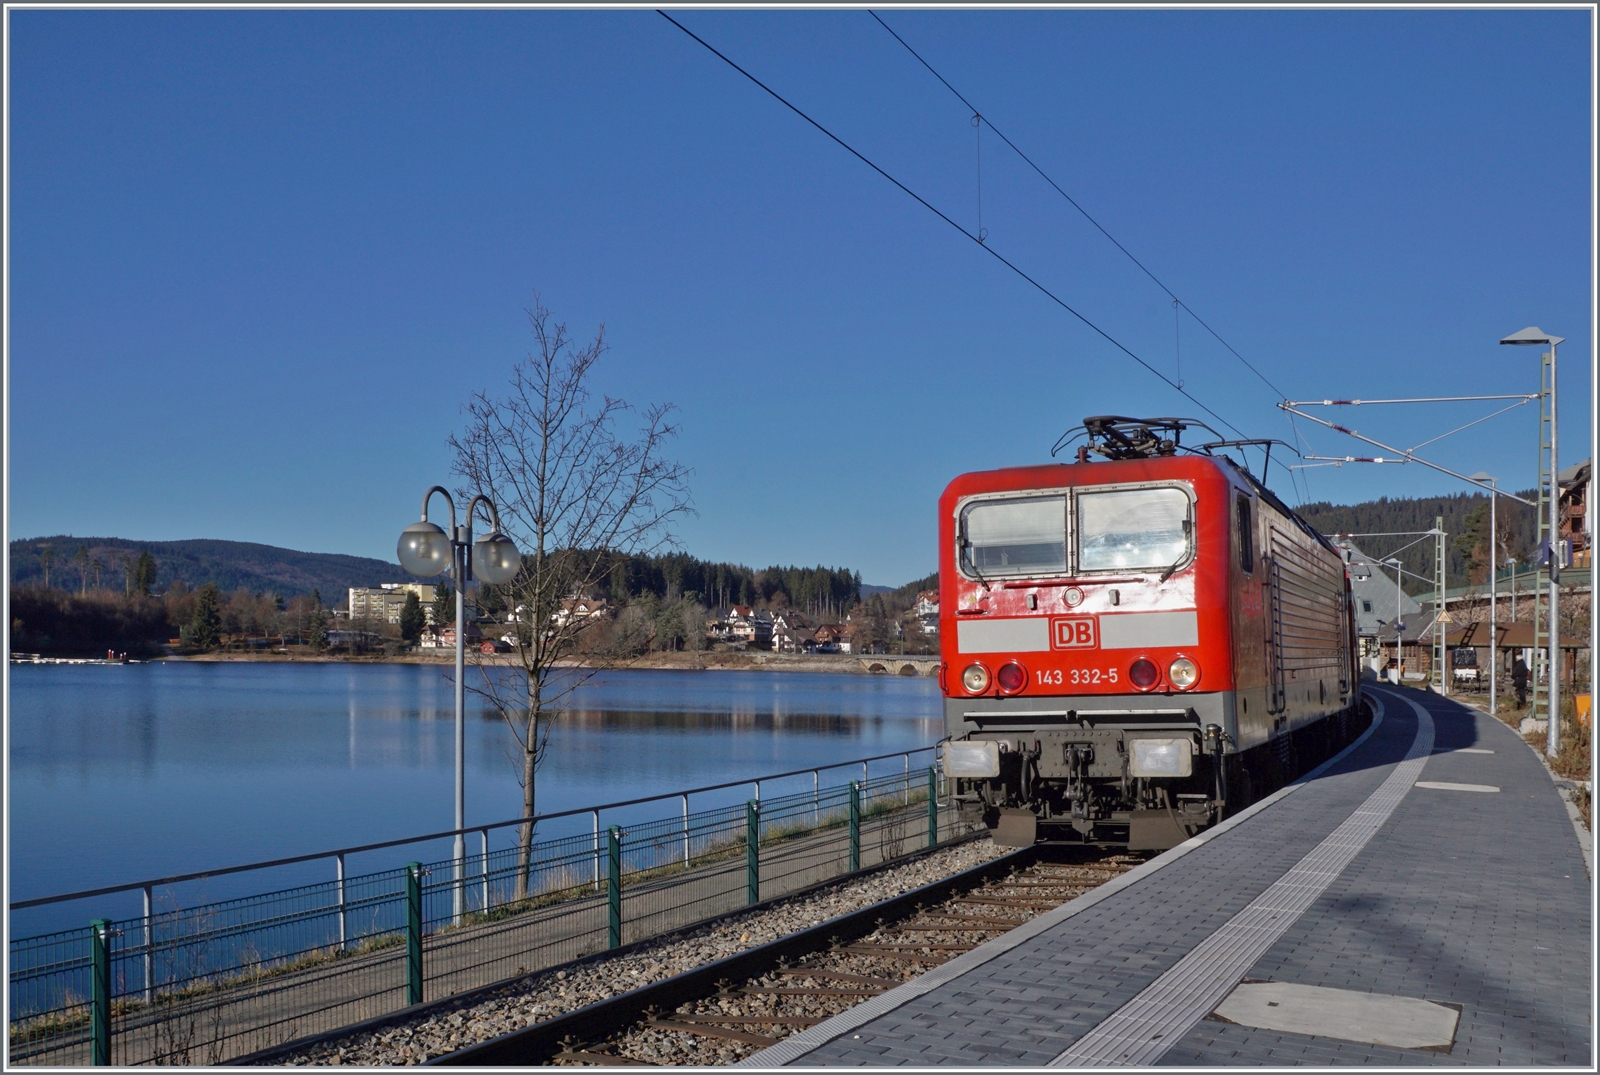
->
xmin=1051 ymin=617 xmax=1097 ymax=649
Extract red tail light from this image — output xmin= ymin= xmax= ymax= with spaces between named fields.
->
xmin=1129 ymin=658 xmax=1159 ymax=690
xmin=996 ymin=662 xmax=1027 ymax=694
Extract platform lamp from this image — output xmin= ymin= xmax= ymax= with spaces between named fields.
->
xmin=1470 ymin=473 xmax=1498 ymax=717
xmin=1500 ymin=327 xmax=1563 ymax=756
xmin=1383 ymin=558 xmax=1405 ymax=683
xmin=398 ymin=486 xmax=522 ymax=925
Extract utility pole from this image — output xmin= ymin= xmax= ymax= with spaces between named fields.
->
xmin=1532 ymin=353 xmax=1551 ymax=730
xmin=1434 ymin=518 xmax=1448 ymax=695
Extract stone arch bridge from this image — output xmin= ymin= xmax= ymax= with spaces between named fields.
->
xmin=857 ymin=656 xmax=941 ymax=677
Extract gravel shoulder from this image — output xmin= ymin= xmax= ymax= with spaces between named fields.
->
xmin=277 ymin=840 xmax=1008 ymax=1066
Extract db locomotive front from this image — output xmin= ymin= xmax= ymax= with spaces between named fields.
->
xmin=939 ymin=417 xmax=1361 ymax=850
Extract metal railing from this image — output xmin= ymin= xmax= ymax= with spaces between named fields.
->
xmin=9 ymin=749 xmax=975 ymax=1066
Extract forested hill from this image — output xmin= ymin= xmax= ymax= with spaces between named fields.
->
xmin=9 ymin=537 xmax=410 ymax=599
xmin=12 ymin=487 xmax=1534 ymax=606
xmin=1297 ymin=489 xmax=1539 ymax=593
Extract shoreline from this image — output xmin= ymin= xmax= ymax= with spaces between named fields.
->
xmin=142 ymin=650 xmax=942 ymax=676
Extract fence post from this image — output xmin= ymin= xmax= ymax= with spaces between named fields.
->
xmin=606 ymin=826 xmax=622 ymax=948
xmin=90 ymin=919 xmax=111 ymax=1066
xmin=849 ymin=782 xmax=861 ymax=872
xmin=592 ymin=810 xmax=601 ymax=892
xmin=904 ymin=753 xmax=910 ymax=805
xmin=927 ymin=766 xmax=938 ymax=848
xmin=141 ymin=884 xmax=154 ymax=1005
xmin=746 ymin=800 xmax=760 ymax=905
xmin=336 ymin=855 xmax=348 ymax=951
xmin=405 ymin=863 xmax=423 ymax=1006
xmin=480 ymin=829 xmax=490 ymax=915
xmin=681 ymin=793 xmax=690 ymax=867
xmin=812 ymin=770 xmax=819 ymax=828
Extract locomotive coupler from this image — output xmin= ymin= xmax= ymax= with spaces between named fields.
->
xmin=1205 ymin=723 xmax=1232 ymax=809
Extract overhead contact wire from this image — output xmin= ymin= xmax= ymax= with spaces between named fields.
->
xmin=868 ymin=9 xmax=1292 ymax=404
xmin=658 ymin=10 xmax=1253 ymax=443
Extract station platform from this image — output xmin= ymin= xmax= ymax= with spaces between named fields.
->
xmin=744 ymin=685 xmax=1592 ymax=1067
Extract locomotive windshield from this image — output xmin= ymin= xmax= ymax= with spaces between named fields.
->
xmin=960 ymin=495 xmax=1067 ymax=576
xmin=1076 ymin=487 xmax=1192 ymax=572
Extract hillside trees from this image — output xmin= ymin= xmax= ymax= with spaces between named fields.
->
xmin=431 ymin=582 xmax=454 ymax=628
xmin=308 ymin=590 xmax=328 ymax=650
xmin=133 ymin=551 xmax=157 ymax=596
xmin=400 ymin=593 xmax=426 ymax=643
xmin=187 ymin=583 xmax=222 ymax=650
xmin=450 ymin=296 xmax=692 ymax=898
xmin=9 ymin=588 xmax=173 ymax=657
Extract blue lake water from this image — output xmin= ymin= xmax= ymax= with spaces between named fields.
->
xmin=8 ymin=662 xmax=943 ymax=935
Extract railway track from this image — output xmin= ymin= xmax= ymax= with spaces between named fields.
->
xmin=430 ymin=847 xmax=1141 ymax=1067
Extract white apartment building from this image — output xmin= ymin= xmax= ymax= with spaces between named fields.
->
xmin=348 ymin=583 xmax=438 ymax=626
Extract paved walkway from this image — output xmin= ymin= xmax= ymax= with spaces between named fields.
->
xmin=746 ymin=686 xmax=1591 ymax=1067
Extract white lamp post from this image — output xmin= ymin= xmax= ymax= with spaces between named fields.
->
xmin=1471 ymin=473 xmax=1498 ymax=716
xmin=1383 ymin=558 xmax=1405 ymax=683
xmin=1500 ymin=327 xmax=1563 ymax=756
xmin=399 ymin=486 xmax=521 ymax=924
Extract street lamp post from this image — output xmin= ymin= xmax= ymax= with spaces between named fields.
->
xmin=398 ymin=486 xmax=521 ymax=924
xmin=1383 ymin=558 xmax=1405 ymax=684
xmin=1501 ymin=327 xmax=1564 ymax=756
xmin=1471 ymin=473 xmax=1498 ymax=716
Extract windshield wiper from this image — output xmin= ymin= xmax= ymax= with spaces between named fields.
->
xmin=1158 ymin=521 xmax=1194 ymax=583
xmin=959 ymin=536 xmax=991 ymax=592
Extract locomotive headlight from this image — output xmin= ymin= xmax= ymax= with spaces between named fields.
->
xmin=961 ymin=663 xmax=991 ymax=694
xmin=942 ymin=739 xmax=1001 ymax=779
xmin=1168 ymin=657 xmax=1200 ymax=690
xmin=1128 ymin=738 xmax=1194 ymax=778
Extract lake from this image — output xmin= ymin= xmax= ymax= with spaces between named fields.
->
xmin=8 ymin=661 xmax=943 ymax=934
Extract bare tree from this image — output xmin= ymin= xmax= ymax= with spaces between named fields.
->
xmin=450 ymin=295 xmax=692 ymax=899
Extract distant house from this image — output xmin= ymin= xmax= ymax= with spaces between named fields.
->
xmin=730 ymin=610 xmax=773 ymax=646
xmin=912 ymin=590 xmax=939 ymax=636
xmin=420 ymin=622 xmax=482 ymax=649
xmin=771 ymin=621 xmax=816 ymax=654
xmin=1334 ymin=539 xmax=1436 ymax=676
xmin=812 ymin=623 xmax=849 ymax=654
xmin=1560 ymin=458 xmax=1591 ymax=569
xmin=552 ymin=596 xmax=609 ymax=627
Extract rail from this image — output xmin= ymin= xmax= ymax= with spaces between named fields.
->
xmin=8 ymin=749 xmax=975 ymax=1066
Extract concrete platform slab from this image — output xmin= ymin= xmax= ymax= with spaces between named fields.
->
xmin=1212 ymin=981 xmax=1459 ymax=1051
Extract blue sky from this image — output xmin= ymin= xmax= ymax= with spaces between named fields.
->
xmin=7 ymin=8 xmax=1592 ymax=586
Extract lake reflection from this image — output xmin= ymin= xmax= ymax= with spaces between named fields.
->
xmin=8 ymin=662 xmax=942 ymax=924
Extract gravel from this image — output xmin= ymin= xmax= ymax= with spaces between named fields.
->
xmin=277 ymin=839 xmax=1009 ymax=1066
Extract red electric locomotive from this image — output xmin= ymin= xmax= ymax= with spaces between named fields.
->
xmin=939 ymin=417 xmax=1361 ymax=850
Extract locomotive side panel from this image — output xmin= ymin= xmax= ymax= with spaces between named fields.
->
xmin=1230 ymin=489 xmax=1272 ymax=752
xmin=1268 ymin=517 xmax=1352 ymax=733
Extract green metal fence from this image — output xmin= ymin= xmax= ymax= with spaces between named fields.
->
xmin=9 ymin=759 xmax=974 ymax=1066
